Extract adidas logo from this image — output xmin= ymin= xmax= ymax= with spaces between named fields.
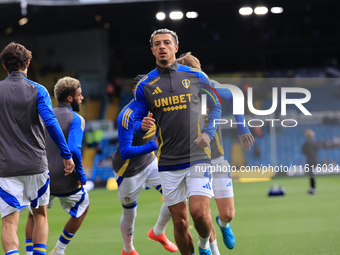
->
xmin=226 ymin=181 xmax=232 ymax=187
xmin=152 ymin=87 xmax=163 ymax=94
xmin=203 ymin=182 xmax=212 ymax=190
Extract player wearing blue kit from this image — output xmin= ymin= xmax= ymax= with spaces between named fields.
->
xmin=177 ymin=53 xmax=255 ymax=254
xmin=111 ymin=75 xmax=177 ymax=255
xmin=25 ymin=77 xmax=89 ymax=255
xmin=133 ymin=29 xmax=222 ymax=255
xmin=0 ymin=43 xmax=75 ymax=255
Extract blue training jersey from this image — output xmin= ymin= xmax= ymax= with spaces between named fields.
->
xmin=112 ymin=100 xmax=157 ymax=177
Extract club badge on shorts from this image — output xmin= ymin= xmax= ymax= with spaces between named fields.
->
xmin=124 ymin=197 xmax=130 ymax=202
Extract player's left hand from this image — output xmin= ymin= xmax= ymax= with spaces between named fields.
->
xmin=239 ymin=132 xmax=255 ymax=150
xmin=194 ymin=133 xmax=211 ymax=148
xmin=63 ymin=158 xmax=75 ymax=176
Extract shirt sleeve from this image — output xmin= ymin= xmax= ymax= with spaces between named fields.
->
xmin=36 ymin=86 xmax=72 ymax=160
xmin=133 ymin=83 xmax=149 ymax=136
xmin=119 ymin=110 xmax=157 ymax=160
xmin=68 ymin=114 xmax=87 ymax=183
xmin=199 ymin=74 xmax=222 ymax=140
xmin=215 ymin=86 xmax=250 ymax=135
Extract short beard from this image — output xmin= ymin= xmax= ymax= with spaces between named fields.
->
xmin=160 ymin=59 xmax=168 ymax=66
xmin=71 ymin=98 xmax=80 ymax=112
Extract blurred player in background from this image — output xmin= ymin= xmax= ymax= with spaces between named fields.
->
xmin=302 ymin=129 xmax=318 ymax=194
xmin=25 ymin=77 xmax=89 ymax=255
xmin=0 ymin=42 xmax=74 ymax=255
xmin=134 ymin=29 xmax=221 ymax=255
xmin=111 ymin=74 xmax=177 ymax=255
xmin=177 ymin=52 xmax=255 ymax=253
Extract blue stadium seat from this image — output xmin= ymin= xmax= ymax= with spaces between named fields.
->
xmin=90 ymin=139 xmax=118 ymax=181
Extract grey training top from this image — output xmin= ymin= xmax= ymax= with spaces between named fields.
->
xmin=0 ymin=72 xmax=72 ymax=177
xmin=46 ymin=103 xmax=87 ymax=195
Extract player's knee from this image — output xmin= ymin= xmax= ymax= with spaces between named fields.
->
xmin=220 ymin=208 xmax=235 ymax=223
xmin=191 ymin=210 xmax=209 ymax=224
xmin=172 ymin=217 xmax=189 ymax=232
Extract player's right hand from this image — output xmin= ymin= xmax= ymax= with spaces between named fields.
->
xmin=239 ymin=132 xmax=255 ymax=150
xmin=142 ymin=113 xmax=155 ymax=131
xmin=194 ymin=133 xmax=211 ymax=148
xmin=63 ymin=158 xmax=75 ymax=176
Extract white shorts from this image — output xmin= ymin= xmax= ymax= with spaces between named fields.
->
xmin=211 ymin=156 xmax=234 ymax=199
xmin=48 ymin=186 xmax=89 ymax=218
xmin=159 ymin=163 xmax=213 ymax=207
xmin=0 ymin=171 xmax=50 ymax=218
xmin=114 ymin=158 xmax=162 ymax=208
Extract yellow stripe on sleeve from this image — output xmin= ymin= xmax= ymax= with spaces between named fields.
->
xmin=81 ymin=116 xmax=85 ymax=131
xmin=125 ymin=108 xmax=133 ymax=129
xmin=125 ymin=109 xmax=132 ymax=129
xmin=76 ymin=114 xmax=86 ymax=131
xmin=121 ymin=108 xmax=128 ymax=128
xmin=134 ymin=75 xmax=148 ymax=100
xmin=122 ymin=108 xmax=132 ymax=129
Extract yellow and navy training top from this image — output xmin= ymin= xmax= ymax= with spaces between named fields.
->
xmin=112 ymin=99 xmax=157 ymax=177
xmin=133 ymin=61 xmax=221 ymax=171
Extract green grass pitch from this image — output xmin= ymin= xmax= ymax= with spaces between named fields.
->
xmin=1 ymin=177 xmax=339 ymax=254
